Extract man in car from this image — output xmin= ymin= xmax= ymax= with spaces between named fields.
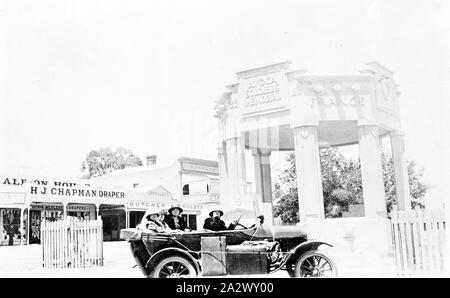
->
xmin=203 ymin=209 xmax=237 ymax=231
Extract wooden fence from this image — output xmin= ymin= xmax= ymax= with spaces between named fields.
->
xmin=390 ymin=206 xmax=446 ymax=275
xmin=41 ymin=218 xmax=103 ymax=268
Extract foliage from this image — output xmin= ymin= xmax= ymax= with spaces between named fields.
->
xmin=81 ymin=147 xmax=143 ymax=178
xmin=273 ymin=148 xmax=429 ymax=223
xmin=382 ymin=153 xmax=428 ymax=212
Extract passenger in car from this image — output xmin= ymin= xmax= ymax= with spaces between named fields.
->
xmin=164 ymin=206 xmax=191 ymax=232
xmin=203 ymin=209 xmax=237 ymax=231
xmin=138 ymin=208 xmax=172 ymax=233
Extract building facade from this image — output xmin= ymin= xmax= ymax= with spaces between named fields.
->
xmin=0 ymin=156 xmax=220 ymax=246
xmin=0 ymin=176 xmax=127 ymax=245
xmin=91 ymin=156 xmax=221 ymax=231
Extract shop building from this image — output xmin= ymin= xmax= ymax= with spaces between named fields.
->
xmin=0 ymin=176 xmax=127 ymax=245
xmin=0 ymin=156 xmax=220 ymax=246
xmin=91 ymin=156 xmax=221 ymax=230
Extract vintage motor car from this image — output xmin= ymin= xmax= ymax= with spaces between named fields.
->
xmin=120 ymin=217 xmax=337 ymax=278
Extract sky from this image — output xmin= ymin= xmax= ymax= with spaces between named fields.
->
xmin=1 ymin=0 xmax=449 ymax=203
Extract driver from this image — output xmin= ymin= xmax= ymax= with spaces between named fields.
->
xmin=203 ymin=209 xmax=237 ymax=231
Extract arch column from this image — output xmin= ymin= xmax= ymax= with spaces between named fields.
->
xmin=293 ymin=124 xmax=325 ymax=222
xmin=358 ymin=124 xmax=387 ymax=218
xmin=217 ymin=142 xmax=228 ymax=200
xmin=222 ymin=134 xmax=247 ymax=208
xmin=252 ymin=148 xmax=273 ymax=203
xmin=390 ymin=131 xmax=412 ymax=210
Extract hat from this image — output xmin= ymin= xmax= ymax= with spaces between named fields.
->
xmin=209 ymin=209 xmax=224 ymax=217
xmin=144 ymin=207 xmax=166 ymax=220
xmin=168 ymin=206 xmax=183 ymax=214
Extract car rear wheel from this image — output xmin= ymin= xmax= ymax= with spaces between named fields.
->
xmin=152 ymin=256 xmax=197 ymax=278
xmin=294 ymin=250 xmax=337 ymax=277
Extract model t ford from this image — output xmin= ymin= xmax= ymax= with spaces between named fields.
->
xmin=120 ymin=210 xmax=337 ymax=278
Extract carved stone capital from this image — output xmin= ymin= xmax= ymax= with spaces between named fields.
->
xmin=295 ymin=126 xmax=318 ymax=140
xmin=357 ymin=125 xmax=379 ymax=139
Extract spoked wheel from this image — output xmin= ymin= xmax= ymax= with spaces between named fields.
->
xmin=152 ymin=256 xmax=197 ymax=278
xmin=294 ymin=250 xmax=337 ymax=278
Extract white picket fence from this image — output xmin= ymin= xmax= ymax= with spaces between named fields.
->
xmin=390 ymin=206 xmax=447 ymax=275
xmin=41 ymin=218 xmax=104 ymax=268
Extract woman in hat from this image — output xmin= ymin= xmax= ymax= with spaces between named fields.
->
xmin=138 ymin=207 xmax=172 ymax=233
xmin=203 ymin=209 xmax=237 ymax=231
xmin=164 ymin=206 xmax=190 ymax=232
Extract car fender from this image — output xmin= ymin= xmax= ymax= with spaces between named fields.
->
xmin=285 ymin=240 xmax=333 ymax=264
xmin=145 ymin=247 xmax=200 ymax=274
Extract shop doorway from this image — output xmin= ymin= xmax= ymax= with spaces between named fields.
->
xmin=129 ymin=211 xmax=145 ymax=228
xmin=1 ymin=208 xmax=21 ymax=246
xmin=29 ymin=210 xmax=41 ymax=244
xmin=99 ymin=206 xmax=126 ymax=241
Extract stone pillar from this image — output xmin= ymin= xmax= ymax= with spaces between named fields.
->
xmin=390 ymin=131 xmax=412 ymax=211
xmin=223 ymin=135 xmax=247 ymax=208
xmin=217 ymin=142 xmax=229 ymax=203
xmin=260 ymin=149 xmax=273 ymax=204
xmin=252 ymin=149 xmax=263 ymax=198
xmin=293 ymin=125 xmax=325 ymax=221
xmin=226 ymin=138 xmax=239 ymax=204
xmin=236 ymin=133 xmax=247 ymax=195
xmin=252 ymin=148 xmax=272 ymax=203
xmin=358 ymin=124 xmax=387 ymax=218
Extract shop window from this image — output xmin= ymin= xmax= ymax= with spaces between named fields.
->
xmin=1 ymin=209 xmax=21 ymax=246
xmin=188 ymin=215 xmax=197 ymax=230
xmin=182 ymin=214 xmax=197 ymax=230
xmin=183 ymin=184 xmax=190 ymax=195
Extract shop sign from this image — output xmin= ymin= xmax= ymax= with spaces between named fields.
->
xmin=148 ymin=190 xmax=172 ymax=200
xmin=128 ymin=201 xmax=203 ymax=211
xmin=2 ymin=177 xmax=90 ymax=187
xmin=181 ymin=163 xmax=219 ymax=175
xmin=67 ymin=205 xmax=93 ymax=212
xmin=30 ymin=203 xmax=63 ymax=211
xmin=29 ymin=185 xmax=125 ymax=200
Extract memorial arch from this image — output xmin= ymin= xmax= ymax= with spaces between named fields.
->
xmin=214 ymin=61 xmax=411 ymax=254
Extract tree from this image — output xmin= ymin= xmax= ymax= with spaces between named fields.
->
xmin=382 ymin=153 xmax=428 ymax=213
xmin=273 ymin=148 xmax=429 ymax=223
xmin=81 ymin=147 xmax=143 ymax=179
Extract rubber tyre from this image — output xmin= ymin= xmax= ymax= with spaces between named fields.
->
xmin=293 ymin=250 xmax=337 ymax=278
xmin=152 ymin=256 xmax=197 ymax=278
xmin=286 ymin=261 xmax=295 ymax=277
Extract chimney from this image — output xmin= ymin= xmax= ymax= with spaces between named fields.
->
xmin=146 ymin=155 xmax=157 ymax=166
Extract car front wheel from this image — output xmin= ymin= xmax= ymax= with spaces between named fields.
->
xmin=294 ymin=250 xmax=337 ymax=277
xmin=152 ymin=256 xmax=197 ymax=278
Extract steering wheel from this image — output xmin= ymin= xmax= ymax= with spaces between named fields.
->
xmin=234 ymin=222 xmax=248 ymax=230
